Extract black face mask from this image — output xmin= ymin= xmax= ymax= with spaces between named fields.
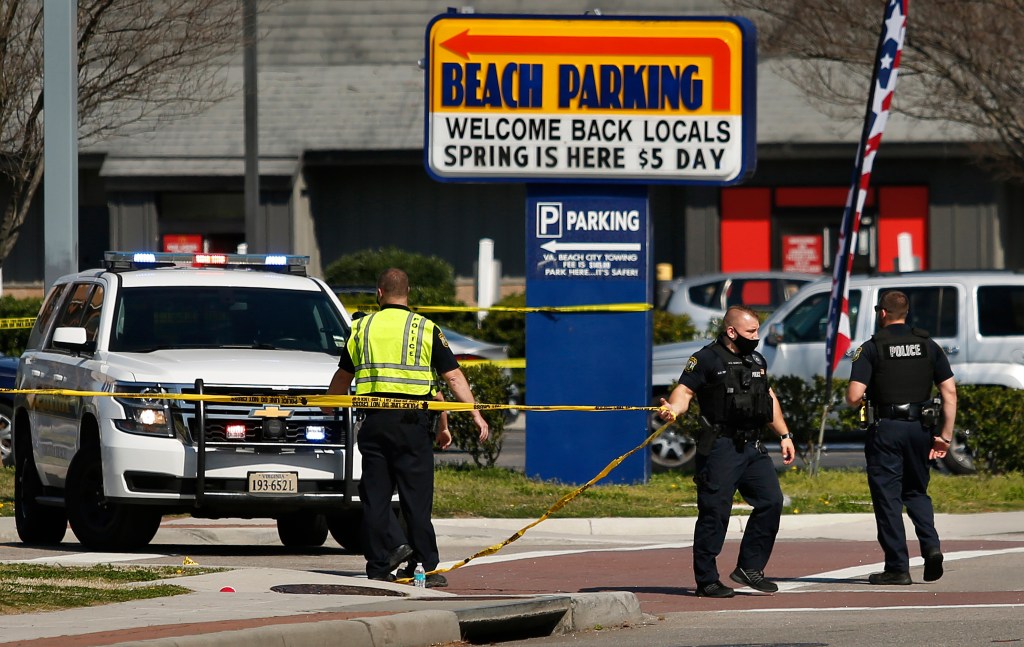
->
xmin=731 ymin=332 xmax=759 ymax=356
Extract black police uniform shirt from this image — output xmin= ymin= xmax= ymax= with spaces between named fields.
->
xmin=849 ymin=323 xmax=954 ymax=401
xmin=676 ymin=336 xmax=770 ymax=408
xmin=336 ymin=304 xmax=460 ymax=400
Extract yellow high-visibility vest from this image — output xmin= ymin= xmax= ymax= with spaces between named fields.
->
xmin=348 ymin=308 xmax=437 ymax=396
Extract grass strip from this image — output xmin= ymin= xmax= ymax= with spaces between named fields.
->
xmin=0 ymin=563 xmax=222 ymax=615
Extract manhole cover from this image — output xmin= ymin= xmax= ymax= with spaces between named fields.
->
xmin=271 ymin=584 xmax=407 ymax=597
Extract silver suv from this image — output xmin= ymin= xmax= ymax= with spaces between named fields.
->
xmin=662 ymin=271 xmax=818 ymax=332
xmin=13 ymin=252 xmax=371 ymax=551
xmin=651 ymin=271 xmax=1024 ymax=473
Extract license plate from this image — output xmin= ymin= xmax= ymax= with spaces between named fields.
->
xmin=248 ymin=471 xmax=298 ymax=495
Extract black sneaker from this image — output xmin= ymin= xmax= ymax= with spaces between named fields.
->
xmin=730 ymin=567 xmax=779 ymax=593
xmin=695 ymin=581 xmax=735 ymax=598
xmin=385 ymin=544 xmax=414 ymax=573
xmin=868 ymin=570 xmax=912 ymax=585
xmin=368 ymin=573 xmax=396 ymax=583
xmin=923 ymin=548 xmax=944 ymax=582
xmin=425 ymin=573 xmax=448 ymax=588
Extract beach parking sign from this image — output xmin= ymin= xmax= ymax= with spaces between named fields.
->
xmin=424 ymin=13 xmax=756 ymax=185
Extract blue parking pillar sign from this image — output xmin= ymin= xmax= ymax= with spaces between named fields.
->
xmin=525 ymin=184 xmax=653 ymax=484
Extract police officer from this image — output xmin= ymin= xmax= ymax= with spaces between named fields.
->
xmin=658 ymin=305 xmax=795 ymax=598
xmin=326 ymin=268 xmax=488 ymax=586
xmin=846 ymin=290 xmax=956 ymax=585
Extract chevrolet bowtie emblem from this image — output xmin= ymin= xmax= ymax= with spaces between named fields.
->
xmin=250 ymin=405 xmax=293 ymax=418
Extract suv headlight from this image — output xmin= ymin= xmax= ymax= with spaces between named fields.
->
xmin=113 ymin=384 xmax=174 ymax=437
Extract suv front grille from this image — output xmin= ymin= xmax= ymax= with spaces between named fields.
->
xmin=175 ymin=385 xmax=348 ymax=447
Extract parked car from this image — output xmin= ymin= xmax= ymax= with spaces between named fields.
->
xmin=652 ymin=270 xmax=1024 ymax=474
xmin=0 ymin=353 xmax=16 ymax=467
xmin=662 ymin=271 xmax=819 ymax=333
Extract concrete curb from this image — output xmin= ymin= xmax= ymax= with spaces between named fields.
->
xmin=109 ymin=610 xmax=462 ymax=647
xmin=555 ymin=591 xmax=643 ymax=634
xmin=104 ymin=593 xmax=643 ymax=647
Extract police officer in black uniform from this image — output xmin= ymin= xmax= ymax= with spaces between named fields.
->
xmin=846 ymin=290 xmax=956 ymax=585
xmin=658 ymin=305 xmax=796 ymax=598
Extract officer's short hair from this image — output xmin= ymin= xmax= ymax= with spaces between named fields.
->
xmin=378 ymin=268 xmax=410 ymax=298
xmin=878 ymin=290 xmax=909 ymax=319
xmin=723 ymin=305 xmax=759 ymax=331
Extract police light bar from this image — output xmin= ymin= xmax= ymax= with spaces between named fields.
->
xmin=103 ymin=251 xmax=309 ymax=275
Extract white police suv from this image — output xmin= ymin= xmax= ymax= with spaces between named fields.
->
xmin=13 ymin=252 xmax=370 ymax=551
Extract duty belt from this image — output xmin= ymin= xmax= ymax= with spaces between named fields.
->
xmin=873 ymin=403 xmax=923 ymax=421
xmin=715 ymin=425 xmax=761 ymax=441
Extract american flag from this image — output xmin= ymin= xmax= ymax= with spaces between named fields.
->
xmin=824 ymin=0 xmax=908 ymax=391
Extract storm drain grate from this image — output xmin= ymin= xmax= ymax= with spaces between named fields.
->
xmin=270 ymin=583 xmax=407 ymax=597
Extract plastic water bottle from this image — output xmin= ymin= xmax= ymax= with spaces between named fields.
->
xmin=413 ymin=563 xmax=426 ymax=588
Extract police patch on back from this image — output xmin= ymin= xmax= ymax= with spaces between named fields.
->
xmin=885 ymin=341 xmax=926 ymax=359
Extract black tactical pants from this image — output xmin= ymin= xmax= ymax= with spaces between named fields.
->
xmin=865 ymin=418 xmax=940 ymax=573
xmin=357 ymin=409 xmax=439 ymax=579
xmin=692 ymin=435 xmax=784 ymax=586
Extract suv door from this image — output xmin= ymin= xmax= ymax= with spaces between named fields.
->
xmin=761 ymin=287 xmax=864 ymax=380
xmin=27 ymin=282 xmax=104 ymax=482
xmin=965 ymin=283 xmax=1024 ymax=387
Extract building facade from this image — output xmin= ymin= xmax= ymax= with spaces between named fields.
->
xmin=4 ymin=0 xmax=1021 ymax=293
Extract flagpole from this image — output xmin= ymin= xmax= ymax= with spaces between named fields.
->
xmin=814 ymin=0 xmax=908 ymax=475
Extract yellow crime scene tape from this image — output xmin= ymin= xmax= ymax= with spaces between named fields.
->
xmin=0 ymin=300 xmax=656 ymax=575
xmin=411 ymin=303 xmax=652 ymax=313
xmin=399 ymin=417 xmax=675 ymax=583
xmin=0 ymin=317 xmax=36 ymax=330
xmin=1 ymin=385 xmax=672 ymax=579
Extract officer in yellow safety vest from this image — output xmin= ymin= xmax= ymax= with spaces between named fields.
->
xmin=326 ymin=268 xmax=488 ymax=587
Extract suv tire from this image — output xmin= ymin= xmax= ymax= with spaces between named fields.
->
xmin=14 ymin=429 xmax=67 ymax=545
xmin=276 ymin=511 xmax=329 ymax=547
xmin=65 ymin=445 xmax=162 ymax=550
xmin=0 ymin=403 xmax=14 ymax=467
xmin=940 ymin=429 xmax=977 ymax=475
xmin=648 ymin=398 xmax=698 ymax=473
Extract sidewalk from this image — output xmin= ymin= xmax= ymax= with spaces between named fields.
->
xmin=2 ymin=512 xmax=1023 ymax=647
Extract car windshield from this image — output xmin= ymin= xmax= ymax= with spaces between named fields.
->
xmin=110 ymin=286 xmax=349 ymax=354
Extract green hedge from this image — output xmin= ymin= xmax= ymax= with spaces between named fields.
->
xmin=324 ymin=247 xmax=477 ymax=334
xmin=956 ymin=385 xmax=1024 ymax=473
xmin=0 ymin=295 xmax=43 ymax=357
xmin=770 ymin=379 xmax=1024 ymax=474
xmin=439 ymin=363 xmax=512 ymax=468
xmin=769 ymin=375 xmax=859 ymax=464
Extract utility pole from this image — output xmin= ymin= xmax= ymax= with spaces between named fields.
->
xmin=243 ymin=0 xmax=261 ymax=253
xmin=43 ymin=0 xmax=79 ymax=288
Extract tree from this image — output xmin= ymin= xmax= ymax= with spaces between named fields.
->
xmin=726 ymin=0 xmax=1024 ymax=182
xmin=0 ymin=0 xmax=246 ymax=267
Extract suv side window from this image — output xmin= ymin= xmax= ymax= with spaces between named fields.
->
xmin=977 ymin=285 xmax=1024 ymax=336
xmin=782 ymin=290 xmax=862 ymax=342
xmin=83 ymin=285 xmax=105 ymax=343
xmin=46 ymin=283 xmax=98 ymax=350
xmin=26 ymin=284 xmax=70 ymax=350
xmin=726 ymin=279 xmax=772 ymax=309
xmin=688 ymin=281 xmax=722 ymax=308
xmin=895 ymin=287 xmax=958 ymax=337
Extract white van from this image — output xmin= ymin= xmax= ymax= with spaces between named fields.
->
xmin=651 ymin=270 xmax=1024 ymax=472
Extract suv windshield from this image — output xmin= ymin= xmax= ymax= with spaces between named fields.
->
xmin=110 ymin=286 xmax=349 ymax=354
